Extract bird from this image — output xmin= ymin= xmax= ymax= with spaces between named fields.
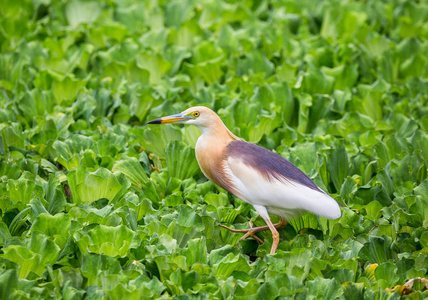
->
xmin=146 ymin=106 xmax=341 ymax=254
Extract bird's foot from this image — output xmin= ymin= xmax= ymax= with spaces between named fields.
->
xmin=219 ymin=218 xmax=288 ymax=245
xmin=219 ymin=221 xmax=264 ymax=245
xmin=241 ymin=222 xmax=265 ymax=244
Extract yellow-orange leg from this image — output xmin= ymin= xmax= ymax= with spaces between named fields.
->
xmin=265 ymin=218 xmax=280 ymax=254
xmin=219 ymin=217 xmax=288 ymax=250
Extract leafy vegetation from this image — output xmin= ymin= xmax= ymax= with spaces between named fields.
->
xmin=1 ymin=0 xmax=428 ymax=298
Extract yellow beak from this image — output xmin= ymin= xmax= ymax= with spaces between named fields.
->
xmin=146 ymin=113 xmax=190 ymax=124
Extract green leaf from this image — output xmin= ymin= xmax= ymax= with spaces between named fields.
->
xmin=236 ymin=51 xmax=274 ymax=78
xmin=0 ymin=269 xmax=18 ymax=300
xmin=326 ymin=140 xmax=349 ymax=193
xmin=81 ymin=253 xmax=122 ymax=286
xmin=112 ymin=157 xmax=149 ymax=189
xmin=306 ymin=277 xmax=343 ymax=299
xmin=389 ymin=154 xmax=421 ymax=188
xmin=73 ymin=225 xmax=137 ymax=257
xmin=359 ymin=235 xmax=395 ymax=264
xmin=210 ymin=246 xmax=250 ymax=280
xmin=2 ymin=232 xmax=60 ymax=278
xmin=136 ymin=52 xmax=173 ymax=84
xmin=45 ymin=174 xmax=66 ymax=214
xmin=7 ymin=178 xmax=35 ymax=205
xmin=139 ymin=124 xmax=182 ymax=157
xmin=374 ymin=262 xmax=399 ymax=288
xmin=165 ymin=140 xmax=200 ymax=180
xmin=67 ymin=167 xmax=131 ymax=204
xmin=301 ymin=66 xmax=335 ymax=95
xmin=30 ymin=213 xmax=71 ymax=249
xmin=65 ymin=0 xmax=101 ymax=28
xmin=51 ymin=76 xmax=87 ymax=105
xmin=181 ymin=237 xmax=208 ymax=267
xmin=322 ymin=64 xmax=359 ymax=91
xmin=0 ymin=222 xmax=11 ymax=247
xmin=164 ymin=0 xmax=194 ymax=28
xmin=342 ymin=282 xmax=364 ymax=300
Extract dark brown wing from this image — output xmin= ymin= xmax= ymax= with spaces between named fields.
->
xmin=225 ymin=140 xmax=323 ymax=192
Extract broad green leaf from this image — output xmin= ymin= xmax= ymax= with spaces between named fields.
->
xmin=322 ymin=64 xmax=359 ymax=91
xmin=359 ymin=236 xmax=395 ymax=264
xmin=374 ymin=262 xmax=399 ymax=288
xmin=81 ymin=253 xmax=122 ymax=286
xmin=182 ymin=125 xmax=202 ymax=148
xmin=389 ymin=154 xmax=421 ymax=188
xmin=30 ymin=213 xmax=71 ymax=249
xmin=136 ymin=52 xmax=173 ymax=84
xmin=2 ymin=232 xmax=60 ymax=278
xmin=412 ymin=130 xmax=428 ymax=167
xmin=210 ymin=246 xmax=250 ymax=280
xmin=0 ymin=269 xmax=18 ymax=300
xmin=264 ymin=248 xmax=312 ymax=282
xmin=68 ymin=204 xmax=121 ymax=227
xmin=301 ymin=67 xmax=335 ymax=95
xmin=140 ymin=124 xmax=182 ymax=157
xmin=307 ymin=95 xmax=333 ymax=132
xmin=51 ymin=76 xmax=87 ymax=105
xmin=306 ymin=277 xmax=343 ymax=299
xmin=0 ymin=222 xmax=11 ymax=247
xmin=1 ymin=125 xmax=25 ymax=153
xmin=2 ymin=246 xmax=42 ymax=279
xmin=74 ymin=224 xmax=137 ymax=257
xmin=165 ymin=140 xmax=200 ymax=180
xmin=112 ymin=157 xmax=149 ymax=189
xmin=295 ymin=92 xmax=312 ymax=134
xmin=67 ymin=167 xmax=131 ymax=204
xmin=164 ymin=0 xmax=194 ymax=28
xmin=181 ymin=237 xmax=208 ymax=267
xmin=45 ymin=174 xmax=66 ymax=214
xmin=326 ymin=140 xmax=349 ymax=193
xmin=236 ymin=51 xmax=274 ymax=78
xmin=65 ymin=0 xmax=101 ymax=28
xmin=342 ymin=282 xmax=364 ymax=300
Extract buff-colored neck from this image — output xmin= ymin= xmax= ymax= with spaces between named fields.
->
xmin=197 ymin=115 xmax=241 ymax=144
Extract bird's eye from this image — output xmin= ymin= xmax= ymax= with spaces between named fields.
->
xmin=192 ymin=111 xmax=200 ymax=117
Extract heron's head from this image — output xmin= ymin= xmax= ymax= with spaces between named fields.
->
xmin=146 ymin=106 xmax=218 ymax=128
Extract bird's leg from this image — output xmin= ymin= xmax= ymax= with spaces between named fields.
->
xmin=221 ymin=205 xmax=285 ymax=254
xmin=263 ymin=217 xmax=280 ymax=254
xmin=219 ymin=217 xmax=288 ymax=245
xmin=238 ymin=222 xmax=264 ymax=245
xmin=219 ymin=217 xmax=288 ymax=234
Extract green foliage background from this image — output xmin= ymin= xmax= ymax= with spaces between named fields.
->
xmin=1 ymin=0 xmax=428 ymax=298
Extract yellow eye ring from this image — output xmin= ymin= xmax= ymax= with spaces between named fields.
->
xmin=192 ymin=111 xmax=200 ymax=117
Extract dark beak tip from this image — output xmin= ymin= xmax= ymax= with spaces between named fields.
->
xmin=146 ymin=119 xmax=162 ymax=124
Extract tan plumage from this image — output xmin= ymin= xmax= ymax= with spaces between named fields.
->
xmin=191 ymin=108 xmax=241 ymax=197
xmin=147 ymin=106 xmax=341 ymax=254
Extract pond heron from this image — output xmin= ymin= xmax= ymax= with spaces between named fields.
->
xmin=147 ymin=106 xmax=341 ymax=254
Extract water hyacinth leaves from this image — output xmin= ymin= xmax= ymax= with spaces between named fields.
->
xmin=1 ymin=0 xmax=428 ymax=298
xmin=2 ymin=232 xmax=60 ymax=278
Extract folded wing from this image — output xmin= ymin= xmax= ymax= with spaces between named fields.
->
xmin=224 ymin=141 xmax=341 ymax=220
